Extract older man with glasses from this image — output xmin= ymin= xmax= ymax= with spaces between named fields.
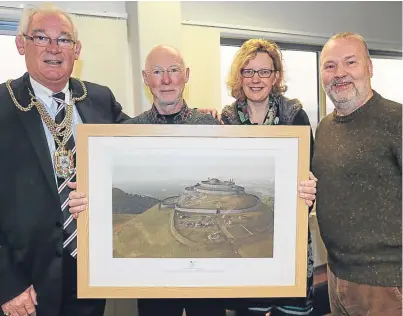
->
xmin=0 ymin=4 xmax=129 ymax=316
xmin=126 ymin=45 xmax=220 ymax=126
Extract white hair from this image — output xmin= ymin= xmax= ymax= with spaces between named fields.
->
xmin=18 ymin=3 xmax=78 ymax=39
xmin=324 ymin=32 xmax=371 ymax=59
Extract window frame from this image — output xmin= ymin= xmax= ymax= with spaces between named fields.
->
xmin=0 ymin=20 xmax=19 ymax=35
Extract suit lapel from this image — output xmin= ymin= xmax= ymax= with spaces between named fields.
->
xmin=12 ymin=74 xmax=59 ymax=202
xmin=70 ymin=78 xmax=96 ymax=123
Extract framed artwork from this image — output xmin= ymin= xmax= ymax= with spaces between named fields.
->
xmin=76 ymin=124 xmax=310 ymax=298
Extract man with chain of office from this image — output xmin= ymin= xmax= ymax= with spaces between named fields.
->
xmin=0 ymin=4 xmax=128 ymax=316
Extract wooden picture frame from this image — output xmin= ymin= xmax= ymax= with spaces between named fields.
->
xmin=76 ymin=124 xmax=310 ymax=299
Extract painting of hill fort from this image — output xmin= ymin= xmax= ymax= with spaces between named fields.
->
xmin=112 ymin=177 xmax=274 ymax=258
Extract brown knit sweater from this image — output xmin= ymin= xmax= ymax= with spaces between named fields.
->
xmin=312 ymin=91 xmax=402 ymax=286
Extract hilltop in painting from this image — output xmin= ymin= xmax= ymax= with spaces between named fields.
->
xmin=112 ymin=177 xmax=274 ymax=259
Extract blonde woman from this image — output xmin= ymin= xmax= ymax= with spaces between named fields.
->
xmin=222 ymin=39 xmax=315 ymax=316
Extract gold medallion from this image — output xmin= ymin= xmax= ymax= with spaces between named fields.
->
xmin=54 ymin=147 xmax=75 ymax=179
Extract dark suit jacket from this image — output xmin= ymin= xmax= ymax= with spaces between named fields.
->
xmin=0 ymin=73 xmax=129 ymax=314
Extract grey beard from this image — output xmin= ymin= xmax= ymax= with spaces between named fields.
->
xmin=327 ymin=86 xmax=370 ymax=116
xmin=325 ymin=73 xmax=372 ymax=116
xmin=333 ymin=99 xmax=362 ymax=116
xmin=157 ymin=96 xmax=181 ymax=107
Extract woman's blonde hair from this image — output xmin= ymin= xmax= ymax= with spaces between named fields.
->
xmin=227 ymin=39 xmax=287 ymax=101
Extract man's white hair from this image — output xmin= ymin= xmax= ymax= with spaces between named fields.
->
xmin=18 ymin=3 xmax=78 ymax=39
xmin=324 ymin=32 xmax=371 ymax=59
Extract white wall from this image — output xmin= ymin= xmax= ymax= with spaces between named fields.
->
xmin=181 ymin=25 xmax=222 ymax=109
xmin=0 ymin=35 xmax=26 ymax=83
xmin=126 ymin=1 xmax=142 ymax=116
xmin=126 ymin=1 xmax=182 ymax=112
xmin=71 ymin=15 xmax=134 ymax=117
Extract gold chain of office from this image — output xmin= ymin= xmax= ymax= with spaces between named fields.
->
xmin=6 ymin=78 xmax=88 ymax=179
xmin=5 ymin=78 xmax=87 ymax=148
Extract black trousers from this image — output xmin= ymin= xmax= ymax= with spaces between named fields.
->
xmin=61 ymin=254 xmax=105 ymax=316
xmin=138 ymin=298 xmax=226 ymax=316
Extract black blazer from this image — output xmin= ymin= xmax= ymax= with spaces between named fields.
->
xmin=0 ymin=73 xmax=129 ymax=314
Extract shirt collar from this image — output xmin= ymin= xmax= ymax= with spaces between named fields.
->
xmin=30 ymin=76 xmax=69 ymax=103
xmin=147 ymin=100 xmax=193 ymax=124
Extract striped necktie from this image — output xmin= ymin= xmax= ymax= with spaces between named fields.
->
xmin=53 ymin=92 xmax=78 ymax=258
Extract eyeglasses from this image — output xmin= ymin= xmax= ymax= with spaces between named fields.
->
xmin=23 ymin=34 xmax=77 ymax=49
xmin=241 ymin=68 xmax=276 ymax=78
xmin=146 ymin=66 xmax=184 ymax=79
